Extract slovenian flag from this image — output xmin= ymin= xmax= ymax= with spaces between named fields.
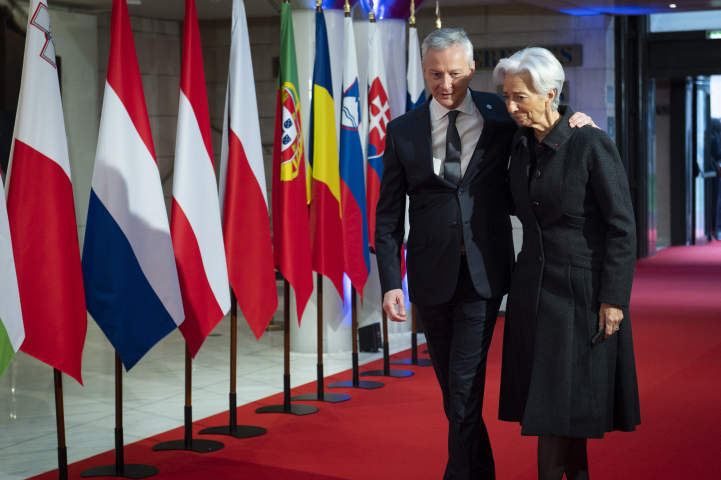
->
xmin=5 ymin=0 xmax=86 ymax=383
xmin=407 ymin=24 xmax=425 ymax=112
xmin=83 ymin=0 xmax=184 ymax=370
xmin=339 ymin=14 xmax=370 ymax=298
xmin=172 ymin=0 xmax=230 ymax=356
xmin=309 ymin=9 xmax=345 ymax=298
xmin=366 ymin=21 xmax=391 ymax=251
xmin=219 ymin=0 xmax=277 ymax=339
xmin=0 ymin=170 xmax=22 ymax=379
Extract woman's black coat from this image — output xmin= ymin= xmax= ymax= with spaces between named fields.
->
xmin=498 ymin=106 xmax=641 ymax=439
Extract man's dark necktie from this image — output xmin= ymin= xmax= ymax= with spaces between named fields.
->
xmin=444 ymin=110 xmax=462 ymax=186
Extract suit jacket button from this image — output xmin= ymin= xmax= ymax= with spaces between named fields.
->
xmin=535 ymin=170 xmax=541 ymax=178
xmin=458 ymin=188 xmax=463 ymax=195
xmin=538 ymin=256 xmax=543 ymax=264
xmin=453 ymin=222 xmax=460 ymax=228
xmin=532 ymin=201 xmax=540 ymax=207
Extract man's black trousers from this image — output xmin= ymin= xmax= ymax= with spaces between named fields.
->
xmin=417 ymin=255 xmax=502 ymax=480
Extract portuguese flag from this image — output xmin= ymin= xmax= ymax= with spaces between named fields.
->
xmin=0 ymin=173 xmax=23 ymax=379
xmin=271 ymin=2 xmax=313 ymax=323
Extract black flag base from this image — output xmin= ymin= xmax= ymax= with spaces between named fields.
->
xmin=328 ymin=352 xmax=384 ymax=389
xmin=360 ymin=369 xmax=414 ymax=378
xmin=255 ymin=374 xmax=319 ymax=416
xmin=199 ymin=425 xmax=267 ymax=438
xmin=327 ymin=379 xmax=384 ymax=389
xmin=290 ymin=392 xmax=350 ymax=403
xmin=199 ymin=393 xmax=267 ymax=439
xmin=390 ymin=358 xmax=433 ymax=367
xmin=255 ymin=404 xmax=319 ymax=415
xmin=80 ymin=464 xmax=159 ymax=479
xmin=81 ymin=429 xmax=158 ymax=479
xmin=152 ymin=439 xmax=223 ymax=454
xmin=153 ymin=407 xmax=224 ymax=454
xmin=291 ymin=364 xmax=350 ymax=403
xmin=360 ymin=343 xmax=413 ymax=378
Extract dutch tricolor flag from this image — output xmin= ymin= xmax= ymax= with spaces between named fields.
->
xmin=82 ymin=0 xmax=184 ymax=370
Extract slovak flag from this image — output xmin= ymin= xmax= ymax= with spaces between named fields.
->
xmin=5 ymin=0 xmax=86 ymax=384
xmin=83 ymin=0 xmax=184 ymax=371
xmin=219 ymin=0 xmax=277 ymax=339
xmin=339 ymin=14 xmax=370 ymax=297
xmin=172 ymin=0 xmax=230 ymax=356
xmin=407 ymin=25 xmax=425 ymax=112
xmin=366 ymin=21 xmax=391 ymax=251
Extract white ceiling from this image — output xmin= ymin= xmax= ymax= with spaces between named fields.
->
xmin=44 ymin=0 xmax=721 ymax=20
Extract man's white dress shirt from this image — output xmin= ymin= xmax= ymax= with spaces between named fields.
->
xmin=430 ymin=89 xmax=484 ymax=180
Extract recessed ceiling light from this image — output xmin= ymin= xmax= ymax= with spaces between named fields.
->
xmin=127 ymin=0 xmax=141 ymax=5
xmin=669 ymin=3 xmax=676 ymax=7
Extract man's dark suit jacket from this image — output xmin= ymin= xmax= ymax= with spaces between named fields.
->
xmin=374 ymin=90 xmax=519 ymax=306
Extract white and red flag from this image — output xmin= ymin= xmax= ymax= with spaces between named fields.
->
xmin=4 ymin=0 xmax=87 ymax=383
xmin=171 ymin=0 xmax=230 ymax=356
xmin=218 ymin=0 xmax=278 ymax=339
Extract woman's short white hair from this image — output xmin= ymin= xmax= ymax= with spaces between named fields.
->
xmin=493 ymin=47 xmax=565 ymax=111
xmin=422 ymin=28 xmax=474 ymax=69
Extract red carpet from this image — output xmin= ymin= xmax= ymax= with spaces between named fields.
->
xmin=31 ymin=242 xmax=721 ymax=479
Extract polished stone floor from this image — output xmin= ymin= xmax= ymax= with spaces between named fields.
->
xmin=0 ymin=312 xmax=423 ymax=480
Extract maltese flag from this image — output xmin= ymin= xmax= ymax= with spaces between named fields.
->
xmin=82 ymin=0 xmax=184 ymax=371
xmin=5 ymin=0 xmax=86 ymax=384
xmin=171 ymin=0 xmax=230 ymax=356
xmin=218 ymin=0 xmax=278 ymax=339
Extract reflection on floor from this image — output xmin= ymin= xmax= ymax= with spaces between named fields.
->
xmin=0 ymin=314 xmax=423 ymax=480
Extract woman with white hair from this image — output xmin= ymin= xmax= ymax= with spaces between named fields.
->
xmin=494 ymin=47 xmax=641 ymax=480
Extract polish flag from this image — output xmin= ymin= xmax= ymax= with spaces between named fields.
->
xmin=4 ymin=0 xmax=86 ymax=384
xmin=218 ymin=0 xmax=278 ymax=339
xmin=172 ymin=0 xmax=230 ymax=356
xmin=82 ymin=0 xmax=184 ymax=371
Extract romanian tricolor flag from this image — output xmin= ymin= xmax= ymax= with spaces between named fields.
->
xmin=308 ymin=9 xmax=344 ymax=298
xmin=272 ymin=3 xmax=313 ymax=322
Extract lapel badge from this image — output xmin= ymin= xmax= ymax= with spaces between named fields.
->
xmin=486 ymin=104 xmax=492 ymax=109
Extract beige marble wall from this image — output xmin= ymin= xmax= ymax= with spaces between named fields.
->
xmin=97 ymin=13 xmax=182 ymax=215
xmin=415 ymin=4 xmax=615 ymax=134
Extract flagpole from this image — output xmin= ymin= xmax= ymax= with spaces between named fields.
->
xmin=257 ymin=279 xmax=319 ymax=415
xmin=292 ymin=273 xmax=351 ymax=403
xmin=80 ymin=353 xmax=158 ymax=479
xmin=390 ymin=303 xmax=432 ymax=367
xmin=153 ymin=345 xmax=224 ymax=453
xmin=328 ymin=286 xmax=384 ymax=390
xmin=360 ymin=294 xmax=414 ymax=378
xmin=200 ymin=289 xmax=267 ymax=438
xmin=53 ymin=369 xmax=68 ymax=480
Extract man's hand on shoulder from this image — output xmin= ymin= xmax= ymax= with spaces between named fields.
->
xmin=383 ymin=289 xmax=407 ymax=322
xmin=569 ymin=111 xmax=599 ymax=129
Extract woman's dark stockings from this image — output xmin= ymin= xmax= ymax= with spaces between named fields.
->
xmin=537 ymin=435 xmax=589 ymax=480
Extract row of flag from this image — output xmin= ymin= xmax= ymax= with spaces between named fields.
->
xmin=0 ymin=0 xmax=425 ymax=382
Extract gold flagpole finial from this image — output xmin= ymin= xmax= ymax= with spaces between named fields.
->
xmin=435 ymin=0 xmax=442 ymax=29
xmin=344 ymin=0 xmax=350 ymax=15
xmin=410 ymin=0 xmax=416 ymax=27
xmin=369 ymin=0 xmax=376 ymax=22
xmin=316 ymin=0 xmax=322 ymax=12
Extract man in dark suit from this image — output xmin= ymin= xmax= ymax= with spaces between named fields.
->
xmin=374 ymin=29 xmax=594 ymax=480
